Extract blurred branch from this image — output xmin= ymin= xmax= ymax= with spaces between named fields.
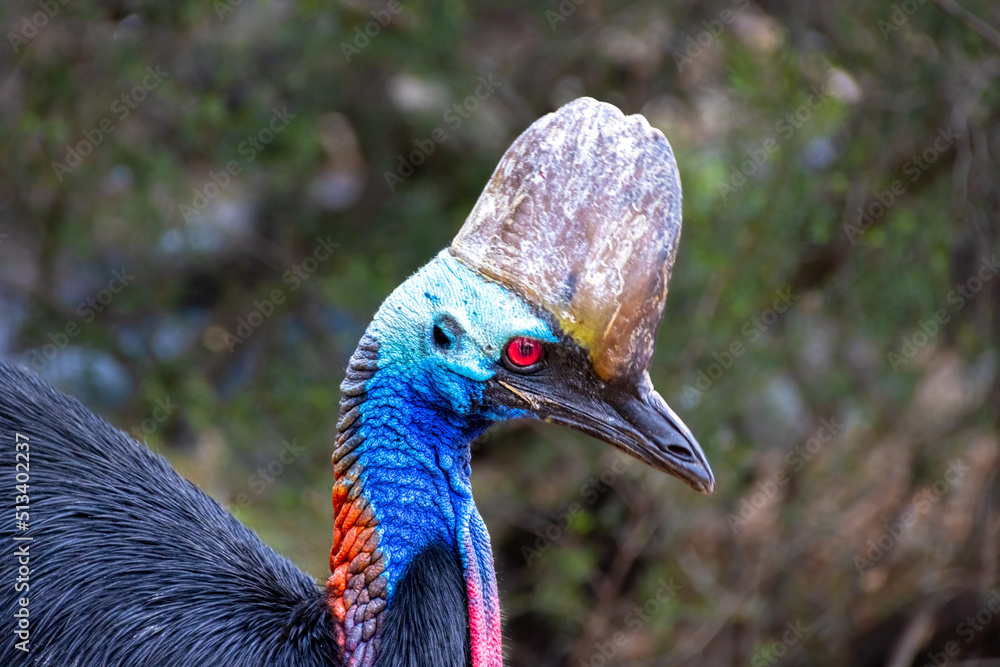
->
xmin=933 ymin=0 xmax=1000 ymax=52
xmin=885 ymin=605 xmax=936 ymax=667
xmin=565 ymin=489 xmax=658 ymax=665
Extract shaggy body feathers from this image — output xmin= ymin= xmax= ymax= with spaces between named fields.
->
xmin=377 ymin=544 xmax=469 ymax=667
xmin=0 ymin=362 xmax=339 ymax=667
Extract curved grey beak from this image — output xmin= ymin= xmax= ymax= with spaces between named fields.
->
xmin=491 ymin=368 xmax=714 ymax=494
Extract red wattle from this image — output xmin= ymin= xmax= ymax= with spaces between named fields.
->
xmin=464 ymin=533 xmax=504 ymax=667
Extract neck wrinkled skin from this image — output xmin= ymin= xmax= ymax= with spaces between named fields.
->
xmin=327 ymin=334 xmax=504 ymax=667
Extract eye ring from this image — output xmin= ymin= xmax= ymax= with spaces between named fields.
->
xmin=503 ymin=337 xmax=544 ymax=371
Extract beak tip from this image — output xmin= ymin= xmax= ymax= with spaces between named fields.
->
xmin=687 ymin=465 xmax=715 ymax=495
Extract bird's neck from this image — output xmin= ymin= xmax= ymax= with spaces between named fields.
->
xmin=327 ymin=334 xmax=504 ymax=667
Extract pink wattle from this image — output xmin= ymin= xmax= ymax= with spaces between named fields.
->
xmin=464 ymin=533 xmax=504 ymax=667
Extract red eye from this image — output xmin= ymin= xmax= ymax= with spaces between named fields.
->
xmin=505 ymin=337 xmax=544 ymax=368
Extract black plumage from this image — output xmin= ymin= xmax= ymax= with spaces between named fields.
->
xmin=377 ymin=543 xmax=470 ymax=667
xmin=0 ymin=361 xmax=340 ymax=666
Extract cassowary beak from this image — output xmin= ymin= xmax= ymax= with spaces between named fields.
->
xmin=491 ymin=358 xmax=714 ymax=495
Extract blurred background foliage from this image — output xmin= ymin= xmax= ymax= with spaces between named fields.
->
xmin=1 ymin=0 xmax=999 ymax=664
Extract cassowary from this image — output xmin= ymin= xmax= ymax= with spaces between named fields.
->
xmin=0 ymin=97 xmax=713 ymax=667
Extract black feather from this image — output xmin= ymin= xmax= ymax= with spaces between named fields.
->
xmin=0 ymin=362 xmax=341 ymax=667
xmin=376 ymin=543 xmax=470 ymax=667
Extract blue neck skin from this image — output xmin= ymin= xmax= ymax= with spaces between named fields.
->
xmin=353 ymin=360 xmax=503 ymax=600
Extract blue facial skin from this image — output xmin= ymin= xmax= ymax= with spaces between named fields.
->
xmin=351 ymin=251 xmax=558 ymax=599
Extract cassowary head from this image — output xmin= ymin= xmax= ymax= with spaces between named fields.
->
xmin=329 ymin=97 xmax=713 ymax=667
